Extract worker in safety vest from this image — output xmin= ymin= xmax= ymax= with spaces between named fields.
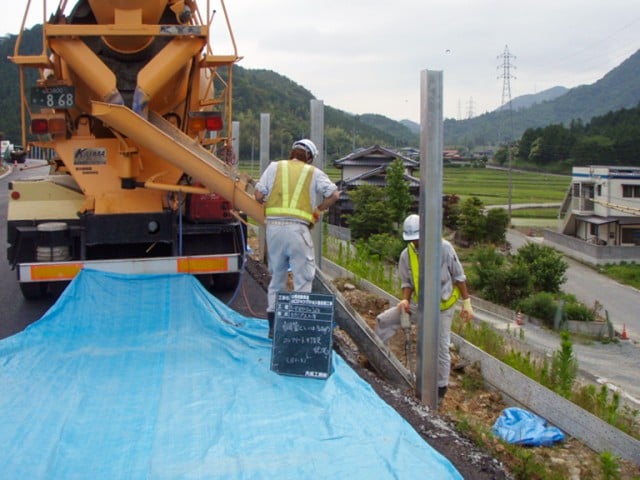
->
xmin=375 ymin=214 xmax=473 ymax=403
xmin=255 ymin=139 xmax=339 ymax=339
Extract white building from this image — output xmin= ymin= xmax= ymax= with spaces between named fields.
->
xmin=545 ymin=166 xmax=640 ymax=265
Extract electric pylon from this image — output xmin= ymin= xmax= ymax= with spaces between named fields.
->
xmin=497 ymin=45 xmax=516 ymax=220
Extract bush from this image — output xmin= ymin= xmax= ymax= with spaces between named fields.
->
xmin=519 ymin=292 xmax=557 ymax=327
xmin=365 ymin=233 xmax=405 ymax=263
xmin=564 ymin=301 xmax=596 ymax=322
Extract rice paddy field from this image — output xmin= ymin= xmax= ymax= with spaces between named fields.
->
xmin=239 ymin=162 xmax=571 ymax=227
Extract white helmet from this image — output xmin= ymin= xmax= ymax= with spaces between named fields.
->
xmin=402 ymin=214 xmax=420 ymax=241
xmin=292 ymin=139 xmax=318 ymax=160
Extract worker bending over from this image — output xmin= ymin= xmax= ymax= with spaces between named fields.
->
xmin=375 ymin=214 xmax=473 ymax=403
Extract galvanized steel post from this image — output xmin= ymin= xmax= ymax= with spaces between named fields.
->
xmin=416 ymin=70 xmax=444 ymax=408
xmin=310 ymin=99 xmax=325 ymax=268
xmin=258 ymin=113 xmax=270 ymax=264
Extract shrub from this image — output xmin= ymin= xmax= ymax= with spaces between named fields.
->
xmin=564 ymin=301 xmax=596 ymax=322
xmin=518 ymin=292 xmax=557 ymax=327
xmin=364 ymin=233 xmax=405 ymax=263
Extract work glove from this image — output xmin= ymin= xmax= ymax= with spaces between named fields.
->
xmin=397 ymin=299 xmax=410 ymax=314
xmin=460 ymin=298 xmax=473 ymax=322
xmin=309 ymin=208 xmax=321 ymax=230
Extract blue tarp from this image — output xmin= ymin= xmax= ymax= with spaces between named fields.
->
xmin=492 ymin=407 xmax=565 ymax=447
xmin=0 ymin=270 xmax=462 ymax=479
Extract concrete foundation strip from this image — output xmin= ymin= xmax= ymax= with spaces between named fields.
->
xmin=317 ymin=258 xmax=640 ymax=464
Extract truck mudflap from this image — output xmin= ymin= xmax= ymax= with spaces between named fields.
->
xmin=17 ymin=254 xmax=241 ymax=282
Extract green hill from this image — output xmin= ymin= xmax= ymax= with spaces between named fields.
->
xmin=1 ymin=25 xmax=638 ymax=160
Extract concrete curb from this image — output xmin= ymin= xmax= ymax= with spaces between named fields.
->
xmin=320 ymin=257 xmax=640 ymax=464
xmin=453 ymin=337 xmax=640 ymax=464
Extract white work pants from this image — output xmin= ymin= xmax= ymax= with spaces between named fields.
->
xmin=266 ymin=222 xmax=316 ymax=312
xmin=375 ymin=303 xmax=455 ymax=388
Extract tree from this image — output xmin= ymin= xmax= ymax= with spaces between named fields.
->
xmin=485 ymin=208 xmax=510 ymax=244
xmin=346 ymin=184 xmax=394 ymax=240
xmin=384 ymin=158 xmax=413 ymax=226
xmin=458 ymin=197 xmax=487 ymax=245
xmin=515 ymin=243 xmax=568 ymax=293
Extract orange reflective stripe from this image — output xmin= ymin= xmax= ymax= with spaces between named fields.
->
xmin=30 ymin=263 xmax=83 ymax=280
xmin=177 ymin=257 xmax=228 ymax=273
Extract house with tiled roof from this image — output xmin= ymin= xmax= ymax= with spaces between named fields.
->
xmin=330 ymin=145 xmax=419 ymax=226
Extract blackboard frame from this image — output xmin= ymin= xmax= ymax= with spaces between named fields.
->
xmin=270 ymin=291 xmax=334 ymax=379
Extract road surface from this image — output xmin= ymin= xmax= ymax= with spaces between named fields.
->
xmin=505 ymin=229 xmax=640 ymax=406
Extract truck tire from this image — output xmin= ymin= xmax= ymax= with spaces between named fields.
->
xmin=20 ymin=282 xmax=48 ymax=300
xmin=214 ymin=272 xmax=241 ymax=291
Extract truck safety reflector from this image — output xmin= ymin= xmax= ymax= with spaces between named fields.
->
xmin=30 ymin=263 xmax=83 ymax=281
xmin=177 ymin=256 xmax=228 ymax=273
xmin=18 ymin=255 xmax=238 ymax=282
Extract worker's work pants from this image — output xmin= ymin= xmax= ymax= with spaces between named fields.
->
xmin=375 ymin=303 xmax=455 ymax=388
xmin=265 ymin=222 xmax=316 ymax=313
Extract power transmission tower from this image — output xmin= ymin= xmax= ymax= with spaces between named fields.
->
xmin=497 ymin=45 xmax=516 ymax=220
xmin=466 ymin=97 xmax=474 ymax=119
xmin=498 ymin=45 xmax=516 ymax=108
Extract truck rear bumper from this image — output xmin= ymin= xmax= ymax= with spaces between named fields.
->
xmin=17 ymin=254 xmax=241 ymax=282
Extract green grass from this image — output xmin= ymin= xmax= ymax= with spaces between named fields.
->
xmin=599 ymin=262 xmax=640 ymax=290
xmin=511 ymin=208 xmax=559 ymax=219
xmin=443 ymin=168 xmax=570 ymax=206
xmin=239 ymin=162 xmax=571 ymax=213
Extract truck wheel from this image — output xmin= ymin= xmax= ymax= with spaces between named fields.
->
xmin=20 ymin=282 xmax=48 ymax=300
xmin=214 ymin=272 xmax=241 ymax=291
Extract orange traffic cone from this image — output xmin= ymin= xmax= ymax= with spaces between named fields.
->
xmin=621 ymin=324 xmax=629 ymax=340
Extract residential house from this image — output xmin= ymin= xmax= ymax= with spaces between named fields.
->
xmin=544 ymin=165 xmax=640 ymax=265
xmin=330 ymin=145 xmax=420 ymax=226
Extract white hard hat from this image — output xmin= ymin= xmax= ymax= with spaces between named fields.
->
xmin=402 ymin=214 xmax=420 ymax=241
xmin=292 ymin=139 xmax=318 ymax=160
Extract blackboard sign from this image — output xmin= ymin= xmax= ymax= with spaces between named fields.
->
xmin=270 ymin=292 xmax=335 ymax=379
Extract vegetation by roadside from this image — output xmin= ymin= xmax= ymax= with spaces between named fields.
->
xmin=331 ymin=271 xmax=640 ymax=480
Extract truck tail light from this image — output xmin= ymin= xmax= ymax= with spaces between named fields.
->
xmin=189 ymin=112 xmax=223 ymax=132
xmin=30 ymin=116 xmax=66 ymax=135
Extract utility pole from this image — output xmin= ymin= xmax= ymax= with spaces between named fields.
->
xmin=497 ymin=45 xmax=516 ymax=221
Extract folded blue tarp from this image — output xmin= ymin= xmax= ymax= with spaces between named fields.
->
xmin=0 ymin=269 xmax=462 ymax=479
xmin=492 ymin=407 xmax=565 ymax=447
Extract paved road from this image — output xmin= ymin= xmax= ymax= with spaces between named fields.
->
xmin=508 ymin=230 xmax=640 ymax=341
xmin=505 ymin=230 xmax=640 ymax=406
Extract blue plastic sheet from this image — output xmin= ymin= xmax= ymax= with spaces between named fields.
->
xmin=0 ymin=269 xmax=462 ymax=479
xmin=492 ymin=407 xmax=565 ymax=446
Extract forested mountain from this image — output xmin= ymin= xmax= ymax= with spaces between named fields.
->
xmin=444 ymin=49 xmax=640 ymax=147
xmin=1 ymin=25 xmax=638 ymax=162
xmin=0 ymin=26 xmax=418 ymax=161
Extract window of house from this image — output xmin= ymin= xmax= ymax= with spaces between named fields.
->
xmin=590 ymin=223 xmax=598 ymax=235
xmin=621 ymin=184 xmax=640 ymax=198
xmin=596 ymin=184 xmax=602 ymax=196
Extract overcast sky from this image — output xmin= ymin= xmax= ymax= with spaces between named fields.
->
xmin=3 ymin=1 xmax=638 ymax=122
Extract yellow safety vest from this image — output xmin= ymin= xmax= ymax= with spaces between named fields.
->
xmin=408 ymin=242 xmax=460 ymax=311
xmin=265 ymin=160 xmax=315 ymax=223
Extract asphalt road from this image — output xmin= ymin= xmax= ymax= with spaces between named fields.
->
xmin=507 ymin=230 xmax=640 ymax=341
xmin=506 ymin=229 xmax=640 ymax=406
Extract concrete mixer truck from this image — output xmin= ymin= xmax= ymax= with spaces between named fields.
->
xmin=7 ymin=0 xmax=265 ymax=299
